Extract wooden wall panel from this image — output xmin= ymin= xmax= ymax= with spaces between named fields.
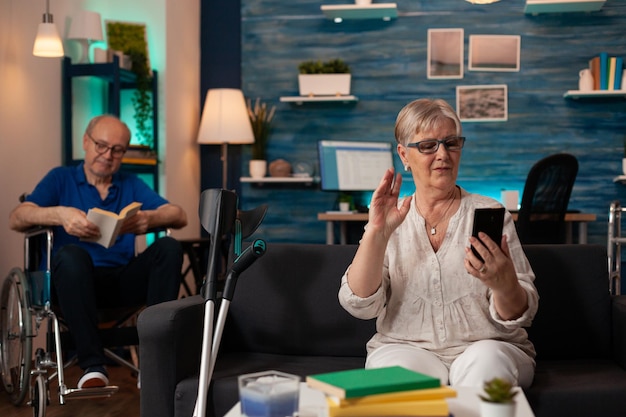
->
xmin=240 ymin=0 xmax=626 ymax=244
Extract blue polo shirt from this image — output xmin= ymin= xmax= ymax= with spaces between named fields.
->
xmin=25 ymin=163 xmax=169 ymax=267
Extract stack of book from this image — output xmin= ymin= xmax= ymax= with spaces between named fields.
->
xmin=122 ymin=145 xmax=158 ymax=165
xmin=588 ymin=52 xmax=624 ymax=91
xmin=306 ymin=366 xmax=456 ymax=417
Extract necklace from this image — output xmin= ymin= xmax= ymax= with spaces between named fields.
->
xmin=416 ymin=187 xmax=457 ymax=235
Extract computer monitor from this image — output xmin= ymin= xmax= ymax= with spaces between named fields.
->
xmin=318 ymin=140 xmax=394 ymax=191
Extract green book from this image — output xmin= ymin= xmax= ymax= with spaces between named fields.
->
xmin=306 ymin=366 xmax=441 ymax=399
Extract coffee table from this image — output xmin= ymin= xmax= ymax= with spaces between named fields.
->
xmin=224 ymin=383 xmax=535 ymax=417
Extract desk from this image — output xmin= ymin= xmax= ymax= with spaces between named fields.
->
xmin=317 ymin=212 xmax=597 ymax=245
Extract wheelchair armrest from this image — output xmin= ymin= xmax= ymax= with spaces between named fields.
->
xmin=23 ymin=227 xmax=53 ymax=271
xmin=138 ymin=295 xmax=205 ymax=417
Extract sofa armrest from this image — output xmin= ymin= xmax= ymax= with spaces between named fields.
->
xmin=138 ymin=295 xmax=205 ymax=417
xmin=612 ymin=295 xmax=626 ymax=369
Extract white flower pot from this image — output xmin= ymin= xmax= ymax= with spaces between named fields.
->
xmin=298 ymin=74 xmax=351 ymax=97
xmin=480 ymin=401 xmax=516 ymax=417
xmin=249 ymin=160 xmax=267 ymax=179
xmin=355 ymin=0 xmax=372 ymax=5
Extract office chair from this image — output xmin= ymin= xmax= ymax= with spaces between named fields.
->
xmin=516 ymin=153 xmax=578 ymax=244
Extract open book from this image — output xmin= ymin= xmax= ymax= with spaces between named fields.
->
xmin=81 ymin=202 xmax=142 ymax=248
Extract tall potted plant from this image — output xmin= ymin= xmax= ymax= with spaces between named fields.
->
xmin=247 ymin=98 xmax=276 ymax=178
xmin=298 ymin=59 xmax=351 ymax=97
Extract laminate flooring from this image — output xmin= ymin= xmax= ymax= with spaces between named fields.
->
xmin=0 ymin=364 xmax=140 ymax=417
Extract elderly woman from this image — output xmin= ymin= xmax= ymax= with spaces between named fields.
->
xmin=338 ymin=98 xmax=538 ymax=388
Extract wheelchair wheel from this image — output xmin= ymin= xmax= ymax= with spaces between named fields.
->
xmin=0 ymin=267 xmax=33 ymax=405
xmin=31 ymin=374 xmax=47 ymax=417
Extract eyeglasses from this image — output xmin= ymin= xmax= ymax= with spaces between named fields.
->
xmin=406 ymin=136 xmax=465 ymax=154
xmin=87 ymin=133 xmax=127 ymax=158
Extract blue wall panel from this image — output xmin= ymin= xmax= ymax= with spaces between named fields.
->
xmin=239 ymin=0 xmax=626 ymax=244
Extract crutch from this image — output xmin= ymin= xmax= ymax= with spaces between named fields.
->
xmin=193 ymin=239 xmax=266 ymax=417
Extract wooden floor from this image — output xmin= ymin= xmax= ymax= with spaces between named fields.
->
xmin=0 ymin=364 xmax=139 ymax=417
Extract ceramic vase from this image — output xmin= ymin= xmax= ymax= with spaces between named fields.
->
xmin=249 ymin=160 xmax=267 ymax=179
xmin=578 ymin=68 xmax=594 ymax=91
xmin=480 ymin=401 xmax=516 ymax=417
xmin=622 ymin=158 xmax=626 ymax=176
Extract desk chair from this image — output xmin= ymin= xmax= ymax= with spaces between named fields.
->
xmin=516 ymin=153 xmax=578 ymax=244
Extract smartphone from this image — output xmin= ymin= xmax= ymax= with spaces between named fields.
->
xmin=471 ymin=207 xmax=505 ymax=262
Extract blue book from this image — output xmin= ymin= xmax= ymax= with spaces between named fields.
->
xmin=614 ymin=57 xmax=624 ymax=90
xmin=599 ymin=52 xmax=609 ymax=90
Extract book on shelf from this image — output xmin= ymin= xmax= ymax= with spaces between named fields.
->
xmin=599 ymin=52 xmax=609 ymax=90
xmin=589 ymin=55 xmax=601 ymax=90
xmin=81 ymin=202 xmax=142 ymax=248
xmin=614 ymin=57 xmax=624 ymax=90
xmin=122 ymin=145 xmax=157 ymax=165
xmin=306 ymin=366 xmax=441 ymax=399
xmin=326 ymin=396 xmax=450 ymax=417
xmin=608 ymin=56 xmax=617 ymax=91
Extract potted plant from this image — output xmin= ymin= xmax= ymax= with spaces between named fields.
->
xmin=246 ymin=98 xmax=276 ymax=178
xmin=106 ymin=21 xmax=154 ymax=147
xmin=338 ymin=192 xmax=354 ymax=212
xmin=297 ymin=59 xmax=351 ymax=97
xmin=478 ymin=377 xmax=518 ymax=417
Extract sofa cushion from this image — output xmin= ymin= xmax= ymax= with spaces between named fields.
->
xmin=220 ymin=243 xmax=375 ymax=357
xmin=524 ymin=245 xmax=610 ymax=360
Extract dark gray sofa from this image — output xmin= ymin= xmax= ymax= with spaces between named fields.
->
xmin=138 ymin=243 xmax=626 ymax=417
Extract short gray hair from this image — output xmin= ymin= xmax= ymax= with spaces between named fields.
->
xmin=85 ymin=114 xmax=131 ymax=144
xmin=394 ymin=98 xmax=461 ymax=146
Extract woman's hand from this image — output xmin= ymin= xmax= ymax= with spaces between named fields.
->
xmin=464 ymin=233 xmax=528 ymax=320
xmin=367 ymin=168 xmax=412 ymax=240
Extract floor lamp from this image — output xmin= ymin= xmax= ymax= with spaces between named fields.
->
xmin=197 ymin=89 xmax=254 ymax=190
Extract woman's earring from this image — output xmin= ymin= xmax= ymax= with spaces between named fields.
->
xmin=404 ymin=164 xmax=410 ymax=172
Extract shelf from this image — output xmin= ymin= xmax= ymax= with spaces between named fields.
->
xmin=321 ymin=3 xmax=397 ymax=22
xmin=613 ymin=175 xmax=626 ymax=184
xmin=524 ymin=0 xmax=605 ymax=14
xmin=563 ymin=90 xmax=626 ymax=99
xmin=280 ymin=95 xmax=358 ymax=104
xmin=240 ymin=176 xmax=319 ymax=184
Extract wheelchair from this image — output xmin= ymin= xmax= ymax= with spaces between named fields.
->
xmin=0 ymin=226 xmax=141 ymax=417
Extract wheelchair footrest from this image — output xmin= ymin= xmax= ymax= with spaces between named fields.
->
xmin=60 ymin=385 xmax=119 ymax=400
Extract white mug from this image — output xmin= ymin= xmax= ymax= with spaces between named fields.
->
xmin=621 ymin=69 xmax=626 ymax=91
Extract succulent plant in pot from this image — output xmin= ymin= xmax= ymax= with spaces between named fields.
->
xmin=297 ymin=59 xmax=352 ymax=97
xmin=479 ymin=377 xmax=518 ymax=417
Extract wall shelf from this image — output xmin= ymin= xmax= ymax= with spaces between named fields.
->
xmin=563 ymin=90 xmax=626 ymax=99
xmin=280 ymin=95 xmax=358 ymax=104
xmin=524 ymin=0 xmax=605 ymax=14
xmin=321 ymin=3 xmax=397 ymax=22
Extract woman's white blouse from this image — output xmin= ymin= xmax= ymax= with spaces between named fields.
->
xmin=338 ymin=189 xmax=538 ymax=365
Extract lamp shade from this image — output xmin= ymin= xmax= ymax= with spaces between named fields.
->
xmin=197 ymin=89 xmax=254 ymax=145
xmin=33 ymin=22 xmax=64 ymax=57
xmin=68 ymin=10 xmax=104 ymax=41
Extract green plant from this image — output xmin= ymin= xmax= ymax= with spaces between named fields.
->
xmin=479 ymin=378 xmax=518 ymax=404
xmin=298 ymin=59 xmax=351 ymax=74
xmin=106 ymin=22 xmax=153 ymax=147
xmin=247 ymin=98 xmax=276 ymax=160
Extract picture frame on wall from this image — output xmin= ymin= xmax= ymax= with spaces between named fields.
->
xmin=456 ymin=84 xmax=508 ymax=122
xmin=427 ymin=28 xmax=464 ymax=79
xmin=468 ymin=35 xmax=521 ymax=72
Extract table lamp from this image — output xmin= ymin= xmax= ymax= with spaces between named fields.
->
xmin=67 ymin=10 xmax=104 ymax=63
xmin=197 ymin=88 xmax=254 ymax=190
xmin=32 ymin=0 xmax=64 ymax=58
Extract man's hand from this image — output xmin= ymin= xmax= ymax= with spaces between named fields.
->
xmin=60 ymin=207 xmax=101 ymax=239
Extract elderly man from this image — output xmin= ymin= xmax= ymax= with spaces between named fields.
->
xmin=9 ymin=114 xmax=187 ymax=388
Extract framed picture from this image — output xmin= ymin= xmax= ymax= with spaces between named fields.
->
xmin=456 ymin=84 xmax=508 ymax=122
xmin=427 ymin=28 xmax=464 ymax=79
xmin=468 ymin=35 xmax=520 ymax=72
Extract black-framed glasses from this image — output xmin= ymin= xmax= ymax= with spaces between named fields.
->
xmin=406 ymin=136 xmax=465 ymax=154
xmin=87 ymin=133 xmax=127 ymax=158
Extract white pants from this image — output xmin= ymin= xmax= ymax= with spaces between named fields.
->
xmin=365 ymin=340 xmax=535 ymax=388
